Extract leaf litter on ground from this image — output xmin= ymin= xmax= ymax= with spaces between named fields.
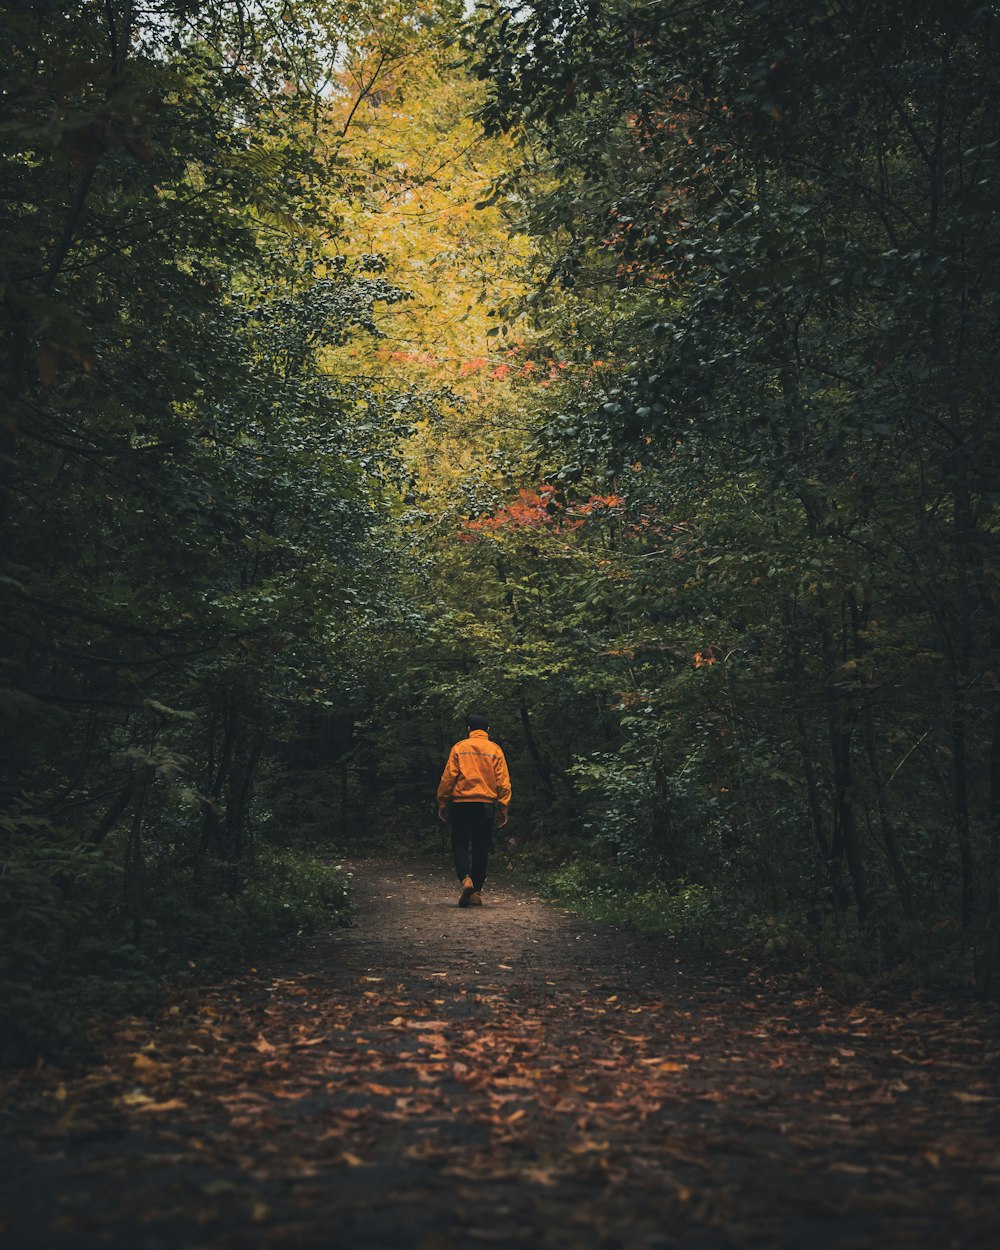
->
xmin=0 ymin=860 xmax=998 ymax=1249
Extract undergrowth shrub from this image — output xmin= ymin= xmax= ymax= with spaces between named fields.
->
xmin=0 ymin=828 xmax=352 ymax=1066
xmin=536 ymin=851 xmax=996 ymax=993
xmin=543 ymin=859 xmax=721 ymax=945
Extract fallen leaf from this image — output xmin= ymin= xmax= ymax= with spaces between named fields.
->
xmin=201 ymin=1178 xmax=240 ymax=1196
xmin=135 ymin=1098 xmax=187 ymax=1114
xmin=121 ymin=1089 xmax=154 ymax=1107
xmin=522 ymin=1166 xmax=559 ymax=1187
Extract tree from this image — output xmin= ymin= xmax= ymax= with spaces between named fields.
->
xmin=464 ymin=0 xmax=1000 ymax=959
xmin=0 ymin=0 xmax=437 ymax=1054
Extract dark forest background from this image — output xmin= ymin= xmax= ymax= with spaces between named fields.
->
xmin=3 ymin=0 xmax=999 ymax=1062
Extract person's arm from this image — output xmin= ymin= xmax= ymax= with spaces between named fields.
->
xmin=437 ymin=747 xmax=460 ymax=822
xmin=494 ymin=748 xmax=512 ymax=827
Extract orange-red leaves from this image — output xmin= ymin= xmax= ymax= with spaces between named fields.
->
xmin=464 ymin=486 xmax=624 ymax=535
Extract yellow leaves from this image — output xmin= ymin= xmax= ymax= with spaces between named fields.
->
xmin=314 ymin=42 xmax=533 ymax=412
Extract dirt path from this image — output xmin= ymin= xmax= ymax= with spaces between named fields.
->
xmin=1 ymin=858 xmax=998 ymax=1249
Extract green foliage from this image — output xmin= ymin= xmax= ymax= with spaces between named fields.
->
xmin=537 ymin=854 xmax=998 ymax=993
xmin=543 ymin=860 xmax=719 ymax=945
xmin=192 ymin=847 xmax=353 ymax=957
xmin=0 ymin=829 xmax=351 ymax=1066
xmin=0 ymin=0 xmax=427 ymax=1063
xmin=440 ymin=0 xmax=1000 ymax=979
xmin=6 ymin=0 xmax=1000 ymax=1021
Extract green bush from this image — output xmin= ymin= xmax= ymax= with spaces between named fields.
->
xmin=541 ymin=859 xmax=722 ymax=945
xmin=0 ymin=830 xmax=352 ymax=1066
xmin=231 ymin=847 xmax=353 ymax=945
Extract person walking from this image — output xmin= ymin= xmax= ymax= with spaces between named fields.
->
xmin=437 ymin=715 xmax=511 ymax=907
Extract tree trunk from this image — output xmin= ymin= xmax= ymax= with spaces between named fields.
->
xmin=494 ymin=551 xmax=558 ymax=801
xmin=123 ymin=762 xmax=150 ymax=946
xmin=951 ymin=485 xmax=976 ymax=926
xmin=517 ymin=690 xmax=555 ymax=799
xmin=816 ymin=590 xmax=868 ymax=921
xmin=847 ymin=593 xmax=915 ymax=919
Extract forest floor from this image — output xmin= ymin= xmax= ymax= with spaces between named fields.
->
xmin=1 ymin=857 xmax=998 ymax=1250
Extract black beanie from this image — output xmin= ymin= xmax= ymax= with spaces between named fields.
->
xmin=466 ymin=714 xmax=489 ymax=732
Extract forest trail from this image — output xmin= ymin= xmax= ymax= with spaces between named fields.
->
xmin=1 ymin=859 xmax=998 ymax=1250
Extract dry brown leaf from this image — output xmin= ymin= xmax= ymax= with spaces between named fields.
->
xmin=120 ymin=1089 xmax=154 ymax=1107
xmin=134 ymin=1098 xmax=187 ymax=1114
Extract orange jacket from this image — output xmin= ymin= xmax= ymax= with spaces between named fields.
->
xmin=437 ymin=729 xmax=511 ymax=814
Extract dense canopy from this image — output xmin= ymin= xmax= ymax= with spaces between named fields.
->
xmin=2 ymin=0 xmax=1000 ymax=1062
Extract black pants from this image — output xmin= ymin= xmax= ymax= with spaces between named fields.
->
xmin=451 ymin=802 xmax=494 ymax=890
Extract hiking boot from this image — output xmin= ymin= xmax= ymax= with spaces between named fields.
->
xmin=458 ymin=876 xmax=474 ymax=908
xmin=470 ymin=891 xmax=483 ymax=906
